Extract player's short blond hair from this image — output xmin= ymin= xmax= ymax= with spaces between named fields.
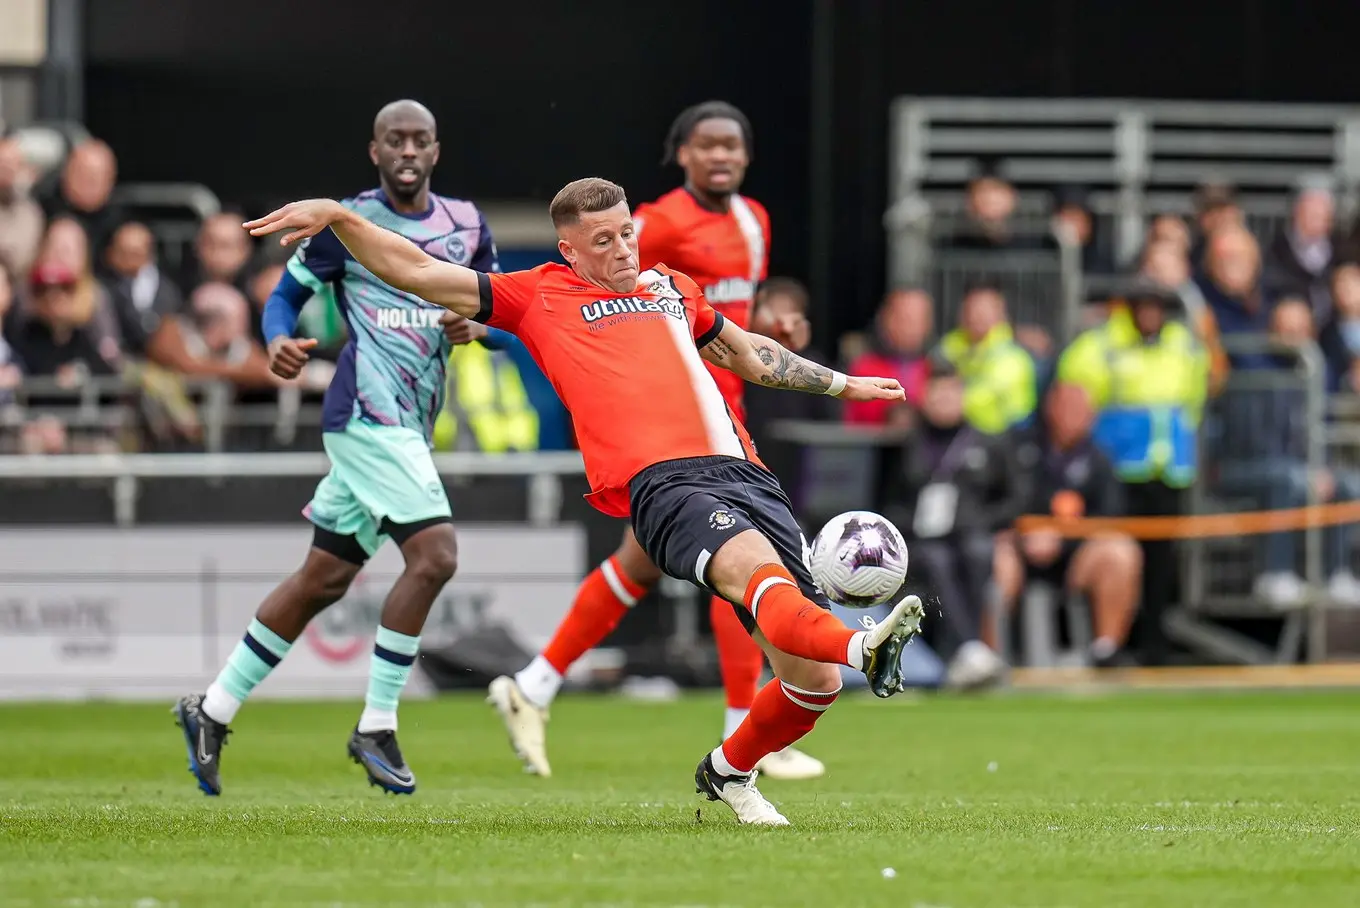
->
xmin=549 ymin=178 xmax=628 ymax=228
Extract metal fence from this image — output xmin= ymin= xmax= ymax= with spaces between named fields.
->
xmin=888 ymin=97 xmax=1360 ymax=279
xmin=1177 ymin=335 xmax=1328 ymax=663
xmin=928 ymin=247 xmax=1081 ymax=344
xmin=0 ymin=374 xmax=327 ymax=455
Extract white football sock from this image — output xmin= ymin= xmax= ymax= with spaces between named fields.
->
xmin=847 ymin=631 xmax=868 ymax=671
xmin=514 ymin=655 xmax=563 ymax=711
xmin=357 ymin=706 xmax=398 ymax=734
xmin=711 ymin=744 xmax=742 ymax=777
xmin=722 ymin=707 xmax=750 ymax=741
xmin=202 ymin=682 xmax=243 ymax=725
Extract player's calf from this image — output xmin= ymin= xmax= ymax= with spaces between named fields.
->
xmin=346 ymin=520 xmax=456 ymax=794
xmin=707 ymin=530 xmax=921 ymax=697
xmin=174 ymin=541 xmax=361 ymax=796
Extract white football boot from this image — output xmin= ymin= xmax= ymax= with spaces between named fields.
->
xmin=754 ymin=746 xmax=826 ymax=780
xmin=487 ymin=675 xmax=552 ymax=777
xmin=695 ymin=754 xmax=790 ymax=826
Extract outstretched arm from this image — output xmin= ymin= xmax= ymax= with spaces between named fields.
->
xmin=700 ymin=317 xmax=904 ymax=402
xmin=244 ymin=200 xmax=484 ymax=318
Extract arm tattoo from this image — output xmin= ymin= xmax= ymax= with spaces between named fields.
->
xmin=752 ymin=338 xmax=834 ymax=393
xmin=706 ymin=337 xmax=741 ymax=362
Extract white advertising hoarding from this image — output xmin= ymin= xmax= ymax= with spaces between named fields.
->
xmin=0 ymin=524 xmax=585 ymax=700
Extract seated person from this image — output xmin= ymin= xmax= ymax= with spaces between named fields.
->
xmin=885 ymin=356 xmax=1028 ymax=690
xmin=994 ymin=383 xmax=1142 ymax=667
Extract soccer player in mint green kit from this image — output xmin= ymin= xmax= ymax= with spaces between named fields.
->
xmin=174 ymin=100 xmax=501 ymax=796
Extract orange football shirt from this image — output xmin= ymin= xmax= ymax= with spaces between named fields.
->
xmin=474 ymin=263 xmax=763 ymax=517
xmin=633 ymin=188 xmax=771 ymax=420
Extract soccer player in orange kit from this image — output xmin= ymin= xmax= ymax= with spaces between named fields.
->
xmin=244 ymin=179 xmax=924 ymax=824
xmin=487 ymin=103 xmax=827 ymax=782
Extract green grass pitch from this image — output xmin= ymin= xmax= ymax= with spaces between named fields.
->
xmin=1 ymin=690 xmax=1357 ymax=907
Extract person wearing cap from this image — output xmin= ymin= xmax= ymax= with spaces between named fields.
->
xmin=884 ymin=354 xmax=1030 ymax=690
xmin=1055 ymin=279 xmax=1209 ymax=665
xmin=937 ymin=279 xmax=1038 ymax=435
xmin=10 ymin=259 xmax=121 ymax=382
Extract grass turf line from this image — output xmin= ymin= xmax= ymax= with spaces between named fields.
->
xmin=1 ymin=691 xmax=1357 ymax=907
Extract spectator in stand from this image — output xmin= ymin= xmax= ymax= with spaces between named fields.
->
xmin=1196 ymin=224 xmax=1273 ymax=369
xmin=1140 ymin=238 xmax=1228 ymax=396
xmin=994 ymin=382 xmax=1142 ymax=668
xmin=743 ymin=278 xmax=836 ymax=439
xmin=102 ymin=221 xmax=184 ymax=357
xmin=41 ymin=139 xmax=125 ymax=256
xmin=1049 ymin=185 xmax=1114 ymax=274
xmin=0 ymin=135 xmax=44 ymax=278
xmin=1147 ymin=212 xmax=1193 ymax=257
xmin=1216 ymin=297 xmax=1360 ymax=607
xmin=1189 ymin=181 xmax=1245 ymax=268
xmin=946 ymin=157 xmax=1041 ymax=251
xmin=185 ymin=212 xmax=254 ymax=295
xmin=0 ymin=263 xmax=22 ymax=402
xmin=10 ymin=260 xmax=121 ymax=386
xmin=937 ymin=281 xmax=1037 ymax=435
xmin=844 ymin=287 xmax=932 ymax=427
xmin=1265 ymin=176 xmax=1341 ymax=323
xmin=181 ymin=283 xmax=258 ymax=366
xmin=1057 ymin=280 xmax=1208 ymax=665
xmin=1319 ymin=261 xmax=1360 ymax=394
xmin=30 ymin=217 xmax=122 ymax=356
xmin=886 ymin=355 xmax=1028 ymax=690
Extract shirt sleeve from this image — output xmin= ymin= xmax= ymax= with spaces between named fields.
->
xmin=474 ymin=269 xmax=538 ymax=332
xmin=677 ymin=273 xmax=724 ymax=347
xmin=286 ymin=226 xmax=350 ymax=294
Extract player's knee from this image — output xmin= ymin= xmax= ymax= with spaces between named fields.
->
xmin=706 ymin=529 xmax=780 ymax=602
xmin=410 ymin=541 xmax=458 ymax=588
xmin=780 ymin=660 xmax=843 ymax=697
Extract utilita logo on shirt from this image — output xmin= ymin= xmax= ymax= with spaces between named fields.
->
xmin=580 ymin=296 xmax=684 ymax=325
xmin=376 ymin=308 xmax=442 ymax=330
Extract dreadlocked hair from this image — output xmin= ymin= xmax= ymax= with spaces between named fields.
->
xmin=661 ymin=100 xmax=753 ymax=166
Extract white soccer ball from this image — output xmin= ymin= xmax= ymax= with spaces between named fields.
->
xmin=808 ymin=510 xmax=909 ymax=608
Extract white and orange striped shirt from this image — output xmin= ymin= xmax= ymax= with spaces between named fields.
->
xmin=474 ymin=262 xmax=763 ymax=517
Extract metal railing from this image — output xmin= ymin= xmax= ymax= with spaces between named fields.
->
xmin=1176 ymin=335 xmax=1327 ymax=664
xmin=887 ymin=97 xmax=1360 ymax=283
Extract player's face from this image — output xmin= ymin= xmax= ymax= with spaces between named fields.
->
xmin=558 ymin=202 xmax=640 ymax=292
xmin=679 ymin=118 xmax=748 ymax=197
xmin=370 ymin=123 xmax=440 ymax=202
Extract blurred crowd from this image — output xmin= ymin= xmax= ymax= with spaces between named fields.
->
xmin=828 ymin=161 xmax=1360 ymax=683
xmin=0 ymin=133 xmax=337 ymax=455
xmin=3 ymin=134 xmax=1358 ymax=679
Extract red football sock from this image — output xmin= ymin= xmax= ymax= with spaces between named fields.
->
xmin=720 ymin=678 xmax=840 ymax=773
xmin=542 ymin=556 xmax=648 ymax=674
xmin=711 ymin=594 xmax=762 ymax=710
xmin=744 ymin=563 xmax=859 ymax=666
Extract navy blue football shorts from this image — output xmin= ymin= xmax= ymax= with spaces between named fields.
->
xmin=629 ymin=455 xmax=832 ymax=634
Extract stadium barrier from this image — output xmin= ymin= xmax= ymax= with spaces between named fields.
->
xmin=0 ymin=451 xmax=594 ymax=700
